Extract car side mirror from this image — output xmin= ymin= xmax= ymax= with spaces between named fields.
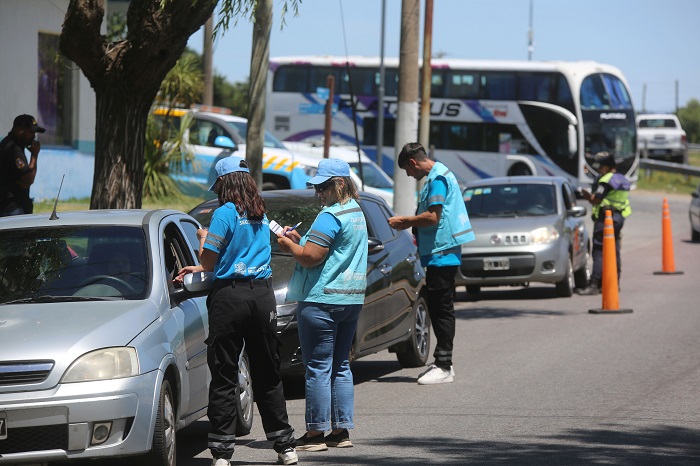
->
xmin=568 ymin=205 xmax=587 ymax=218
xmin=367 ymin=237 xmax=384 ymax=254
xmin=171 ymin=271 xmax=214 ymax=305
xmin=213 ymin=135 xmax=237 ymax=152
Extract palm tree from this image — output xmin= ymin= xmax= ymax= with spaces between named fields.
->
xmin=143 ymin=53 xmax=203 ymax=201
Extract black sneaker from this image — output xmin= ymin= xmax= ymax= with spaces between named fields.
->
xmin=296 ymin=432 xmax=328 ymax=452
xmin=325 ymin=429 xmax=353 ymax=448
xmin=577 ymin=284 xmax=600 ymax=295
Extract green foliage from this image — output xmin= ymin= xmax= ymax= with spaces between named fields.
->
xmin=155 ymin=52 xmax=204 ymax=109
xmin=143 ymin=112 xmax=197 ymax=201
xmin=214 ymin=75 xmax=249 ymax=117
xmin=678 ymin=99 xmax=700 ymax=144
xmin=215 ymin=0 xmax=301 ymax=39
xmin=106 ymin=12 xmax=127 ymax=43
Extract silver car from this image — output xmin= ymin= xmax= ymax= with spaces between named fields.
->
xmin=691 ymin=182 xmax=700 ymax=242
xmin=0 ymin=209 xmax=252 ymax=465
xmin=456 ymin=176 xmax=591 ymax=297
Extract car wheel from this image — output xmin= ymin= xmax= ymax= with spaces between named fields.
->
xmin=466 ymin=285 xmax=481 ymax=295
xmin=261 ymin=181 xmax=282 ymax=191
xmin=574 ymin=249 xmax=591 ymax=289
xmin=556 ymin=256 xmax=574 ymax=297
xmin=236 ymin=349 xmax=254 ymax=436
xmin=139 ymin=378 xmax=176 ymax=466
xmin=396 ymin=296 xmax=431 ymax=368
xmin=692 ymin=224 xmax=700 ymax=243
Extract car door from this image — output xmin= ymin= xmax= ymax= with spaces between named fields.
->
xmin=561 ymin=182 xmax=587 ymax=267
xmin=161 ymin=217 xmax=210 ymax=419
xmin=358 ymin=197 xmax=418 ymax=353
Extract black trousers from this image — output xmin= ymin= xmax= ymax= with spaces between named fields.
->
xmin=425 ymin=265 xmax=458 ymax=369
xmin=591 ymin=211 xmax=624 ymax=287
xmin=206 ymin=279 xmax=295 ymax=459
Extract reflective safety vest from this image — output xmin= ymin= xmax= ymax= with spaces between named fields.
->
xmin=416 ymin=162 xmax=475 ymax=257
xmin=286 ymin=199 xmax=368 ymax=305
xmin=592 ymin=172 xmax=632 ymax=219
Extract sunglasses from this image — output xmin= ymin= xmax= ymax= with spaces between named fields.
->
xmin=314 ymin=179 xmax=334 ymax=193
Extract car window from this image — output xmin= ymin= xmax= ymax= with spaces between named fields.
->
xmin=464 ymin=184 xmax=557 ymax=217
xmin=562 ymin=182 xmax=576 ymax=210
xmin=163 ymin=222 xmax=196 ymax=297
xmin=0 ymin=226 xmax=148 ymax=302
xmin=359 ymin=198 xmax=397 ymax=242
xmin=179 ymin=219 xmax=202 ymax=260
xmin=190 ymin=119 xmax=231 ymax=146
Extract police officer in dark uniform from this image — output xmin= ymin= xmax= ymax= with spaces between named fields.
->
xmin=0 ymin=115 xmax=46 ymax=216
xmin=577 ymin=151 xmax=632 ymax=295
xmin=176 ymin=156 xmax=297 ymax=466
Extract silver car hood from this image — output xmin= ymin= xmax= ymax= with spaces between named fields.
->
xmin=0 ymin=300 xmax=159 ymax=362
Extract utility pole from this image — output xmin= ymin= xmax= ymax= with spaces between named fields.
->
xmin=527 ymin=0 xmax=534 ymax=60
xmin=247 ymin=0 xmax=272 ymax=187
xmin=642 ymin=83 xmax=647 ymax=113
xmin=418 ymin=0 xmax=433 ymax=153
xmin=393 ymin=0 xmax=420 ymax=216
xmin=203 ymin=15 xmax=214 ymax=105
xmin=675 ymin=80 xmax=679 ymax=114
xmin=376 ymin=0 xmax=386 ymax=167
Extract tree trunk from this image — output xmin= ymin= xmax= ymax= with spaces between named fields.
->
xmin=247 ymin=0 xmax=272 ymax=187
xmin=91 ymin=92 xmax=150 ymax=208
xmin=60 ymin=0 xmax=217 ymax=209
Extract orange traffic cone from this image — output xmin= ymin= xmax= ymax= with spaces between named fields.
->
xmin=654 ymin=198 xmax=684 ymax=275
xmin=590 ymin=210 xmax=633 ymax=314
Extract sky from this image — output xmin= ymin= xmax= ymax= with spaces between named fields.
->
xmin=187 ymin=0 xmax=700 ymax=114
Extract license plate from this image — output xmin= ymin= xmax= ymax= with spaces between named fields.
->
xmin=0 ymin=412 xmax=7 ymax=440
xmin=651 ymin=149 xmax=667 ymax=154
xmin=483 ymin=257 xmax=510 ymax=270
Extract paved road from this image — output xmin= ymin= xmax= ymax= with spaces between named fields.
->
xmin=64 ymin=190 xmax=700 ymax=465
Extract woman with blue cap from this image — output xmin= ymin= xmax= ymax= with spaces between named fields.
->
xmin=177 ymin=156 xmax=297 ymax=466
xmin=276 ymin=158 xmax=368 ymax=452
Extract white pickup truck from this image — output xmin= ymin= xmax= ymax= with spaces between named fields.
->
xmin=637 ymin=113 xmax=688 ymax=164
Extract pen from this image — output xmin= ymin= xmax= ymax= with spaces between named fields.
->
xmin=288 ymin=221 xmax=302 ymax=232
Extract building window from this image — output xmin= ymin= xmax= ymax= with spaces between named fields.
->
xmin=38 ymin=32 xmax=72 ymax=147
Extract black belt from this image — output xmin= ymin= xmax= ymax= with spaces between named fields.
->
xmin=216 ymin=277 xmax=272 ymax=288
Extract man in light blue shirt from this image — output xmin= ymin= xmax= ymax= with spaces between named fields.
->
xmin=389 ymin=143 xmax=474 ymax=385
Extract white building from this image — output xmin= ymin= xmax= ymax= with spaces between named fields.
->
xmin=0 ymin=0 xmax=128 ymax=200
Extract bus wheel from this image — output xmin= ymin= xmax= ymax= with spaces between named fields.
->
xmin=508 ymin=163 xmax=532 ymax=176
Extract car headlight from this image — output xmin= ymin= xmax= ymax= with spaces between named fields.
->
xmin=61 ymin=347 xmax=139 ymax=383
xmin=530 ymin=226 xmax=559 ymax=244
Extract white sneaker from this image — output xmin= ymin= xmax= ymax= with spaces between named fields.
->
xmin=212 ymin=459 xmax=230 ymax=466
xmin=277 ymin=447 xmax=298 ymax=465
xmin=417 ymin=365 xmax=454 ymax=385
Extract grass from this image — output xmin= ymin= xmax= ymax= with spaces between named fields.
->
xmin=636 ymin=149 xmax=700 ymax=195
xmin=34 ymin=194 xmax=206 ymax=214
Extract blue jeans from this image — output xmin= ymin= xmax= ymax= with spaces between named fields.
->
xmin=297 ymin=302 xmax=362 ymax=432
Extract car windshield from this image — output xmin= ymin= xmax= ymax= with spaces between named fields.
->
xmin=0 ymin=226 xmax=149 ymax=303
xmin=348 ymin=162 xmax=394 ymax=189
xmin=226 ymin=121 xmax=288 ymax=149
xmin=190 ymin=197 xmax=324 ymax=254
xmin=464 ymin=184 xmax=557 ymax=217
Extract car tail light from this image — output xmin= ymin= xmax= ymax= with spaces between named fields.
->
xmin=682 ymin=134 xmax=687 ymax=145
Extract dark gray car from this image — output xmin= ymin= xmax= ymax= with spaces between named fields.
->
xmin=189 ymin=190 xmax=430 ymax=377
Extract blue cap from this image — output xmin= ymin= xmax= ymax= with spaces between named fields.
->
xmin=306 ymin=158 xmax=351 ymax=187
xmin=209 ymin=156 xmax=249 ymax=191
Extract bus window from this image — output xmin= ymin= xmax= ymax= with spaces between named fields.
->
xmin=580 ymin=74 xmax=611 ymax=110
xmin=444 ymin=70 xmax=479 ymax=99
xmin=429 ymin=69 xmax=445 ymax=98
xmin=518 ymin=73 xmax=555 ymax=102
xmin=384 ymin=68 xmax=399 ymax=97
xmin=273 ymin=65 xmax=309 ymax=92
xmin=603 ymin=74 xmax=633 ymax=110
xmin=340 ymin=67 xmax=377 ymax=95
xmin=556 ymin=75 xmax=575 ymax=112
xmin=309 ymin=66 xmax=341 ymax=93
xmin=480 ymin=73 xmax=517 ymax=100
